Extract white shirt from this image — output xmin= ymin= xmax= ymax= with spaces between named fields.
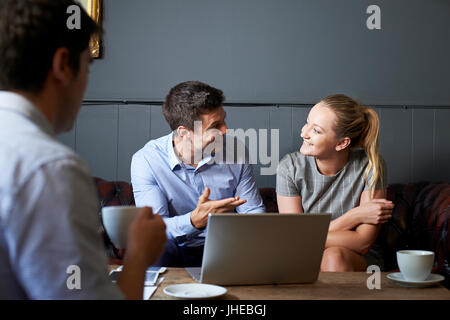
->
xmin=0 ymin=91 xmax=123 ymax=299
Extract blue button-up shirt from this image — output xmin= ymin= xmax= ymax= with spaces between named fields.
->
xmin=131 ymin=133 xmax=265 ymax=247
xmin=0 ymin=92 xmax=123 ymax=299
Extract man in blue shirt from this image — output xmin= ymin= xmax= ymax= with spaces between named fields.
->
xmin=0 ymin=0 xmax=166 ymax=299
xmin=131 ymin=81 xmax=265 ymax=267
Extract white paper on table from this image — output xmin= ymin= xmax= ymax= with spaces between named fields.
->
xmin=143 ymin=277 xmax=164 ymax=300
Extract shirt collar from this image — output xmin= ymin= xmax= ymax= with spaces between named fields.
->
xmin=167 ymin=132 xmax=182 ymax=170
xmin=167 ymin=132 xmax=214 ymax=171
xmin=0 ymin=91 xmax=55 ymax=136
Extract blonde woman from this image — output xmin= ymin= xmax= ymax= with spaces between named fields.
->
xmin=276 ymin=94 xmax=394 ymax=271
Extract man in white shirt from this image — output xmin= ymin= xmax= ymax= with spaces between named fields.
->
xmin=0 ymin=0 xmax=166 ymax=299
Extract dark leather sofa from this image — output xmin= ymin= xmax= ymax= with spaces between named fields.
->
xmin=94 ymin=177 xmax=449 ymax=288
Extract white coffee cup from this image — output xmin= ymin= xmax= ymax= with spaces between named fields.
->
xmin=396 ymin=250 xmax=435 ymax=281
xmin=101 ymin=205 xmax=140 ymax=249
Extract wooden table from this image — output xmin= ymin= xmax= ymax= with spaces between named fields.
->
xmin=149 ymin=268 xmax=449 ymax=300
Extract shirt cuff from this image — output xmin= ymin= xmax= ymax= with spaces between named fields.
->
xmin=178 ymin=211 xmax=198 ymax=236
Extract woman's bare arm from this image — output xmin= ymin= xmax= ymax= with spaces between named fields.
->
xmin=328 ymin=207 xmax=361 ymax=232
xmin=328 ymin=189 xmax=392 ymax=232
xmin=325 ymin=224 xmax=380 ymax=255
xmin=325 ymin=189 xmax=391 ymax=255
xmin=277 ymin=190 xmax=393 ymax=254
xmin=276 ymin=194 xmax=304 ymax=214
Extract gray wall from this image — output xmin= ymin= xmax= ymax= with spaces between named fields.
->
xmin=57 ymin=105 xmax=450 ymax=187
xmin=85 ymin=0 xmax=450 ymax=105
xmin=60 ymin=0 xmax=450 ymax=187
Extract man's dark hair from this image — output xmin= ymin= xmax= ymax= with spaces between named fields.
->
xmin=162 ymin=81 xmax=225 ymax=131
xmin=0 ymin=0 xmax=101 ymax=94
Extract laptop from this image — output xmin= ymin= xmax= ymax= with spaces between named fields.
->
xmin=186 ymin=213 xmax=331 ymax=285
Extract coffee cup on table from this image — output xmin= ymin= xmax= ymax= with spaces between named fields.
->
xmin=101 ymin=205 xmax=140 ymax=249
xmin=396 ymin=250 xmax=435 ymax=281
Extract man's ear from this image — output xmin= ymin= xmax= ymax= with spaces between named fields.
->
xmin=51 ymin=47 xmax=73 ymax=86
xmin=335 ymin=137 xmax=351 ymax=151
xmin=176 ymin=126 xmax=192 ymax=139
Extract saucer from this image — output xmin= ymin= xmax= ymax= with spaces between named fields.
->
xmin=163 ymin=283 xmax=227 ymax=299
xmin=387 ymin=272 xmax=445 ymax=288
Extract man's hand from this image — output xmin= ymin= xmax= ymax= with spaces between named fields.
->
xmin=125 ymin=207 xmax=167 ymax=267
xmin=118 ymin=207 xmax=166 ymax=300
xmin=190 ymin=187 xmax=247 ymax=229
xmin=354 ymin=198 xmax=394 ymax=225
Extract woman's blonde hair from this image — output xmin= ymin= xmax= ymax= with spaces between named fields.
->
xmin=321 ymin=94 xmax=383 ymax=198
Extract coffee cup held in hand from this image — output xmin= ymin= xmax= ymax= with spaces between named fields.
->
xmin=101 ymin=206 xmax=140 ymax=249
xmin=396 ymin=250 xmax=435 ymax=281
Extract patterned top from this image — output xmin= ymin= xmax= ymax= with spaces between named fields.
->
xmin=276 ymin=148 xmax=387 ymax=220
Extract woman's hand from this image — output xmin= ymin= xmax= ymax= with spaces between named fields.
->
xmin=353 ymin=198 xmax=394 ymax=225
